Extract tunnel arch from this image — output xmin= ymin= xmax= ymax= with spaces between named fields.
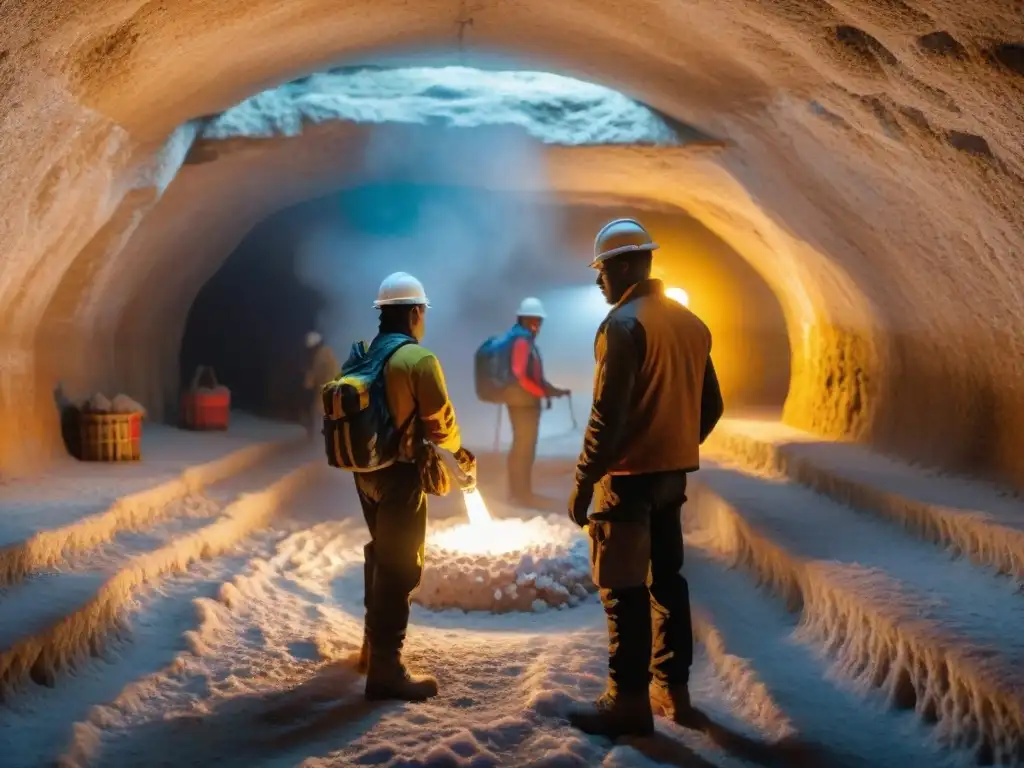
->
xmin=2 ymin=2 xmax=1023 ymax=488
xmin=176 ymin=182 xmax=792 ymax=433
xmin=101 ymin=125 xmax=863 ymax=430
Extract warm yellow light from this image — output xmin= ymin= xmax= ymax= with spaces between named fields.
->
xmin=665 ymin=286 xmax=690 ymax=306
xmin=462 ymin=489 xmax=492 ymax=526
xmin=428 ymin=489 xmax=539 ymax=555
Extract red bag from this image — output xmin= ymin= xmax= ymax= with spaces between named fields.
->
xmin=180 ymin=366 xmax=230 ymax=430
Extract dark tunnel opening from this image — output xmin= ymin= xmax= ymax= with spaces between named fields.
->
xmin=179 ymin=184 xmax=791 ymax=437
xmin=179 ymin=211 xmax=326 ymax=424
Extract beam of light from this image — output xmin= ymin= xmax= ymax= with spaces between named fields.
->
xmin=427 ymin=489 xmax=542 ymax=556
xmin=665 ymin=286 xmax=690 ymax=306
xmin=462 ymin=488 xmax=492 ymax=526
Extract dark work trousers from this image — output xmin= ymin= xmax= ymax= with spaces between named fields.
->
xmin=507 ymin=404 xmax=542 ymax=499
xmin=588 ymin=470 xmax=692 ymax=695
xmin=354 ymin=460 xmax=428 ymax=658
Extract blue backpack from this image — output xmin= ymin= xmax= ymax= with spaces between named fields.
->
xmin=474 ymin=326 xmax=530 ymax=404
xmin=321 ymin=333 xmax=417 ymax=471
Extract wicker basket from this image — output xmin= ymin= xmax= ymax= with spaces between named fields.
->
xmin=79 ymin=412 xmax=142 ymax=462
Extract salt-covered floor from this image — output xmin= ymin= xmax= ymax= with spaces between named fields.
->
xmin=2 ymin=416 xmax=1020 ymax=767
xmin=3 ymin=473 xmax=796 ymax=768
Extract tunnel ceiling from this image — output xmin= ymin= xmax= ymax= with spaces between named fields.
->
xmin=1 ymin=1 xmax=1023 ymax=488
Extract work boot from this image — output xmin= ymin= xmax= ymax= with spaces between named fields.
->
xmin=650 ymin=683 xmax=704 ymax=729
xmin=568 ymin=690 xmax=655 ymax=738
xmin=364 ymin=654 xmax=438 ymax=702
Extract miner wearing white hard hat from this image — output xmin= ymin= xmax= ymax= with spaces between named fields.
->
xmin=302 ymin=330 xmax=338 ymax=441
xmin=473 ymin=296 xmax=570 ymax=505
xmin=566 ymin=218 xmax=724 ymax=738
xmin=324 ymin=271 xmax=475 ymax=703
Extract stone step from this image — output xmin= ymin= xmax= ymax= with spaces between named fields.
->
xmin=688 ymin=463 xmax=1024 ymax=765
xmin=0 ymin=448 xmax=327 ymax=693
xmin=705 ymin=417 xmax=1024 ymax=582
xmin=0 ymin=414 xmax=306 ymax=587
xmin=686 ymin=546 xmax=959 ymax=768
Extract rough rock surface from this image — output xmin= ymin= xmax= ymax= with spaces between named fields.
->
xmin=201 ymin=67 xmax=687 ymax=145
xmin=1 ymin=2 xmax=1023 ymax=489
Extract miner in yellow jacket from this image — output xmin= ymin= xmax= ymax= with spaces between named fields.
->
xmin=352 ymin=271 xmax=477 ymax=703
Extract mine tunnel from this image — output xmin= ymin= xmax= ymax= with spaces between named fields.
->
xmin=180 ymin=184 xmax=790 ymax=438
xmin=2 ymin=5 xmax=1024 ymax=768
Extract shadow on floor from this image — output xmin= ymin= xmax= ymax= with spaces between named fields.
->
xmin=623 ymin=708 xmax=839 ymax=768
xmin=620 ymin=733 xmax=721 ymax=768
xmin=694 ymin=712 xmax=835 ymax=768
xmin=99 ymin=662 xmax=386 ymax=767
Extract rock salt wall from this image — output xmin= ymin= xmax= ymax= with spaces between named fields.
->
xmin=1 ymin=1 xmax=1022 ymax=488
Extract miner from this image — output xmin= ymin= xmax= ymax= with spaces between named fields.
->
xmin=302 ymin=330 xmax=338 ymax=440
xmin=475 ymin=297 xmax=571 ymax=506
xmin=325 ymin=271 xmax=477 ymax=703
xmin=566 ymin=218 xmax=724 ymax=737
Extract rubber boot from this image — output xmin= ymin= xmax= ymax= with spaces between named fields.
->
xmin=650 ymin=683 xmax=704 ymax=729
xmin=364 ymin=654 xmax=438 ymax=702
xmin=568 ymin=690 xmax=655 ymax=738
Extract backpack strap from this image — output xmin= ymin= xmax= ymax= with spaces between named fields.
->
xmin=373 ymin=335 xmax=419 ymax=441
xmin=372 ymin=335 xmax=417 ymax=372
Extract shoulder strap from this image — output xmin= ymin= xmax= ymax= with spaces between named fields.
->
xmin=374 ymin=336 xmax=419 ymax=437
xmin=341 ymin=335 xmax=415 ymax=378
xmin=374 ymin=336 xmax=417 ymax=369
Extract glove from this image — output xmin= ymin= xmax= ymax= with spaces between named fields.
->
xmin=559 ymin=387 xmax=572 ymax=398
xmin=568 ymin=482 xmax=594 ymax=528
xmin=454 ymin=447 xmax=478 ymax=491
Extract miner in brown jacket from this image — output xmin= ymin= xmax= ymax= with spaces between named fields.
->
xmin=303 ymin=331 xmax=339 ymax=440
xmin=567 ymin=218 xmax=724 ymax=738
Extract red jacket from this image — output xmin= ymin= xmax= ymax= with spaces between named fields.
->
xmin=511 ymin=336 xmax=547 ymax=399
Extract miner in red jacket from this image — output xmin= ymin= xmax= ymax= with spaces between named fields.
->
xmin=504 ymin=297 xmax=571 ymax=505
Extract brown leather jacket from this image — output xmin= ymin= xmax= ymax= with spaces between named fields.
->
xmin=575 ymin=278 xmax=724 ymax=485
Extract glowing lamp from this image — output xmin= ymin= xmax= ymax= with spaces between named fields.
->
xmin=665 ymin=286 xmax=690 ymax=306
xmin=462 ymin=488 xmax=492 ymax=526
xmin=429 ymin=489 xmax=541 ymax=555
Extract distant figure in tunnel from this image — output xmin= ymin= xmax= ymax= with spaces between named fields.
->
xmin=566 ymin=218 xmax=725 ymax=738
xmin=474 ymin=297 xmax=571 ymax=506
xmin=322 ymin=271 xmax=476 ymax=703
xmin=302 ymin=330 xmax=338 ymax=440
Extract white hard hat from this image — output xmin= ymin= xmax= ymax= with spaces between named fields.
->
xmin=591 ymin=218 xmax=659 ymax=268
xmin=516 ymin=297 xmax=546 ymax=319
xmin=373 ymin=271 xmax=431 ymax=308
xmin=305 ymin=331 xmax=322 ymax=348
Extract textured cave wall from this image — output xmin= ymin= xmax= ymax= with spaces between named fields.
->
xmin=100 ymin=124 xmax=844 ymax=430
xmin=1 ymin=1 xmax=1023 ymax=486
